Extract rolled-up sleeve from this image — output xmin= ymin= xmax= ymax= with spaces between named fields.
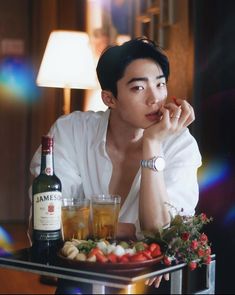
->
xmin=163 ymin=128 xmax=202 ymax=216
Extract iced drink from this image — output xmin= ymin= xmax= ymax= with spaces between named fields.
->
xmin=91 ymin=195 xmax=121 ymax=240
xmin=61 ymin=198 xmax=90 ymax=241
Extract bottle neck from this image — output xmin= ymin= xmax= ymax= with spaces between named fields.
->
xmin=40 ymin=148 xmax=54 ymax=176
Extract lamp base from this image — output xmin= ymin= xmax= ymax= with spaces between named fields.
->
xmin=63 ymin=88 xmax=71 ymax=114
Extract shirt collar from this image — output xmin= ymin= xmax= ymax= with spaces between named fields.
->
xmin=93 ymin=108 xmax=110 ymax=149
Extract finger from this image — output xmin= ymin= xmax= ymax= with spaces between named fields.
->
xmin=170 ymin=111 xmax=181 ymax=122
xmin=164 ymin=103 xmax=182 ymax=127
xmin=164 ymin=273 xmax=170 ymax=281
xmin=183 ymin=105 xmax=195 ymax=127
xmin=172 ymin=96 xmax=180 ymax=106
xmin=145 ymin=279 xmax=149 ymax=285
xmin=147 ymin=276 xmax=160 ymax=286
xmin=177 ymin=100 xmax=194 ymax=127
xmin=159 ymin=106 xmax=171 ymax=125
xmin=164 ymin=102 xmax=182 ymax=118
xmin=154 ymin=275 xmax=163 ymax=288
xmin=180 ymin=104 xmax=195 ymax=127
xmin=173 ymin=97 xmax=184 ymax=107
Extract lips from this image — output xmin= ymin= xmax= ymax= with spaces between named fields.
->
xmin=145 ymin=110 xmax=162 ymax=122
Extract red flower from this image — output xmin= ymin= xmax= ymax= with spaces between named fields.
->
xmin=163 ymin=256 xmax=172 ymax=266
xmin=197 ymin=247 xmax=205 ymax=257
xmin=205 ymin=247 xmax=211 ymax=255
xmin=143 ymin=212 xmax=213 ymax=273
xmin=189 ymin=261 xmax=197 ymax=271
xmin=200 ymin=213 xmax=207 ymax=222
xmin=181 ymin=232 xmax=190 ymax=241
xmin=203 ymin=255 xmax=212 ymax=265
xmin=200 ymin=233 xmax=208 ymax=245
xmin=190 ymin=240 xmax=198 ymax=250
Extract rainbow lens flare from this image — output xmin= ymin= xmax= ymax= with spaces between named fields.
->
xmin=198 ymin=158 xmax=235 ymax=225
xmin=0 ymin=226 xmax=13 ymax=254
xmin=198 ymin=159 xmax=231 ymax=192
xmin=0 ymin=57 xmax=39 ymax=103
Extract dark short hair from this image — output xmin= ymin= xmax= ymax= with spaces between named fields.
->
xmin=96 ymin=37 xmax=170 ymax=97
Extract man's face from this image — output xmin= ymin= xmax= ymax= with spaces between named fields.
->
xmin=114 ymin=58 xmax=167 ymax=129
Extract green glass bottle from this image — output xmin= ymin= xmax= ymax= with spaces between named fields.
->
xmin=32 ymin=136 xmax=62 ymax=262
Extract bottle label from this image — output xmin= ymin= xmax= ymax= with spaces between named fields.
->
xmin=45 ymin=154 xmax=53 ymax=175
xmin=33 ymin=191 xmax=62 ymax=231
xmin=33 ymin=231 xmax=61 ymax=241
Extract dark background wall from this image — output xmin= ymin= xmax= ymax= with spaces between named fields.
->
xmin=0 ymin=0 xmax=30 ymax=221
xmin=193 ymin=0 xmax=235 ymax=293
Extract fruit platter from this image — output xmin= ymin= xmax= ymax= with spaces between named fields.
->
xmin=58 ymin=239 xmax=163 ymax=273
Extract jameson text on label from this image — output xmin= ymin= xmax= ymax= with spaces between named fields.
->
xmin=34 ymin=191 xmax=62 ymax=231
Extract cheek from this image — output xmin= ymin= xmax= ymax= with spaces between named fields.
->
xmin=118 ymin=100 xmax=140 ymax=118
xmin=162 ymin=88 xmax=168 ymax=98
xmin=158 ymin=89 xmax=167 ymax=103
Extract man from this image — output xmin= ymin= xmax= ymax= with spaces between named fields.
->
xmin=30 ymin=37 xmax=201 ymax=292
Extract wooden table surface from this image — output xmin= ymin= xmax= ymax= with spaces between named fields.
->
xmin=0 ymin=223 xmax=56 ymax=294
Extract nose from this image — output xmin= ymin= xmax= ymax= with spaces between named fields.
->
xmin=146 ymin=88 xmax=160 ymax=105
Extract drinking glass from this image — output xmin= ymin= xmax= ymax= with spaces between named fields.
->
xmin=91 ymin=194 xmax=121 ymax=240
xmin=61 ymin=198 xmax=90 ymax=241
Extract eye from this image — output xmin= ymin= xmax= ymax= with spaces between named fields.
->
xmin=157 ymin=82 xmax=166 ymax=88
xmin=131 ymin=85 xmax=145 ymax=91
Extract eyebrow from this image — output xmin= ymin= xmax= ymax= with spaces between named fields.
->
xmin=127 ymin=74 xmax=165 ymax=85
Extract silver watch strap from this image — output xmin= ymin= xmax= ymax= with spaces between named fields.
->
xmin=141 ymin=156 xmax=158 ymax=171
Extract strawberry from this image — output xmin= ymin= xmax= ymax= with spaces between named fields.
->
xmin=151 ymin=248 xmax=162 ymax=258
xmin=87 ymin=247 xmax=108 ymax=263
xmin=107 ymin=253 xmax=118 ymax=263
xmin=142 ymin=249 xmax=153 ymax=260
xmin=130 ymin=253 xmax=147 ymax=262
xmin=95 ymin=252 xmax=108 ymax=263
xmin=149 ymin=243 xmax=161 ymax=253
xmin=88 ymin=247 xmax=103 ymax=257
xmin=118 ymin=253 xmax=131 ymax=263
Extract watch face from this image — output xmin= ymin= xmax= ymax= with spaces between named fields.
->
xmin=154 ymin=157 xmax=165 ymax=171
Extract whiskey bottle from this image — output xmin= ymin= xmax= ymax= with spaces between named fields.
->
xmin=32 ymin=136 xmax=62 ymax=262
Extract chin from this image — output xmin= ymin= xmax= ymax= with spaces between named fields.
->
xmin=144 ymin=120 xmax=159 ymax=128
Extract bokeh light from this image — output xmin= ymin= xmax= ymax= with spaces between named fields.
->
xmin=0 ymin=57 xmax=40 ymax=103
xmin=0 ymin=226 xmax=13 ymax=254
xmin=198 ymin=159 xmax=231 ymax=192
xmin=198 ymin=158 xmax=235 ymax=225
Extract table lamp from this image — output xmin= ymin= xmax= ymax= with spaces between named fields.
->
xmin=36 ymin=30 xmax=97 ymax=114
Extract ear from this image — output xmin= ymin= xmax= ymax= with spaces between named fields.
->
xmin=101 ymin=90 xmax=117 ymax=109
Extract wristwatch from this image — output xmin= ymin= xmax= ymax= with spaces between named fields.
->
xmin=140 ymin=156 xmax=165 ymax=172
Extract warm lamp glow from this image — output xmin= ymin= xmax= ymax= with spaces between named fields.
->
xmin=116 ymin=34 xmax=131 ymax=45
xmin=36 ymin=30 xmax=97 ymax=114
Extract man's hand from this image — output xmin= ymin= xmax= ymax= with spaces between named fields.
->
xmin=145 ymin=273 xmax=169 ymax=288
xmin=117 ymin=223 xmax=136 ymax=240
xmin=143 ymin=98 xmax=195 ymax=144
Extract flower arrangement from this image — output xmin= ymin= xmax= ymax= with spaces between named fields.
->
xmin=143 ymin=212 xmax=213 ymax=271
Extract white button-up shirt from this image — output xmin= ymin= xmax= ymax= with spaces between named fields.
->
xmin=30 ymin=109 xmax=202 ymax=234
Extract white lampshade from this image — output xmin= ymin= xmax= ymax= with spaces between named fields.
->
xmin=36 ymin=30 xmax=97 ymax=89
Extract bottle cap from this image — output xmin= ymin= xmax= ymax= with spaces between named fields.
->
xmin=41 ymin=136 xmax=53 ymax=151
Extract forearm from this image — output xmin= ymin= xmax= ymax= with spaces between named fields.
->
xmin=139 ymin=140 xmax=171 ymax=231
xmin=139 ymin=170 xmax=170 ymax=231
xmin=117 ymin=223 xmax=136 ymax=240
